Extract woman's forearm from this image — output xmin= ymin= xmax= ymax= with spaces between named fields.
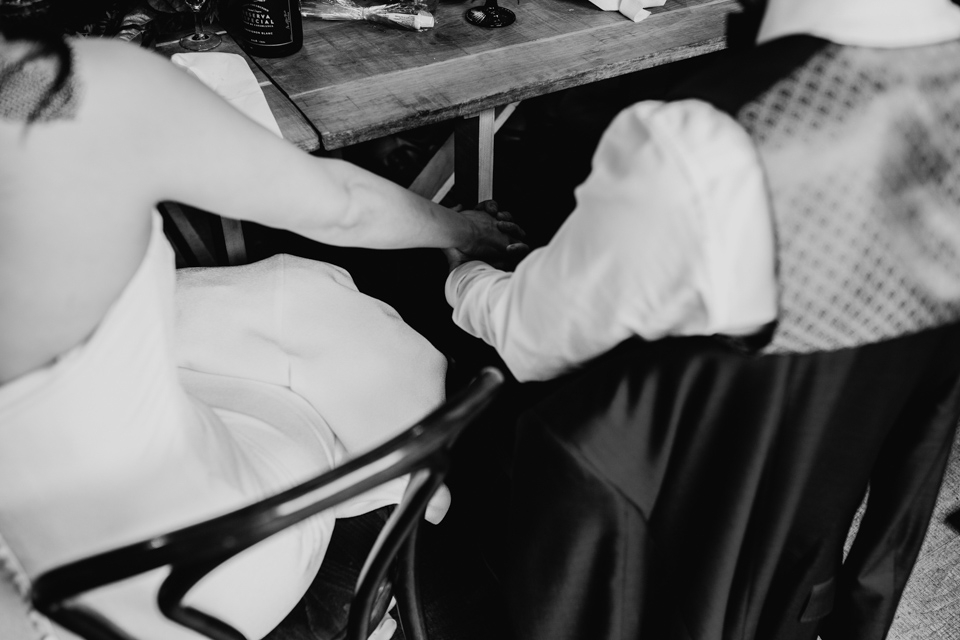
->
xmin=308 ymin=159 xmax=475 ymax=250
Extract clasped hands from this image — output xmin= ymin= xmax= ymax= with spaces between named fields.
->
xmin=445 ymin=200 xmax=529 ymax=272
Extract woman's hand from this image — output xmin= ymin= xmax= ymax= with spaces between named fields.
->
xmin=446 ymin=200 xmax=528 ymax=271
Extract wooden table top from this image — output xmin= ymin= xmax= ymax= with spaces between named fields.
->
xmin=252 ymin=0 xmax=738 ymax=151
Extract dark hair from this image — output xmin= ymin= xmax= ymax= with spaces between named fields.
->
xmin=0 ymin=0 xmax=78 ymax=122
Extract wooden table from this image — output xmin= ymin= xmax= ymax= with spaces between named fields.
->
xmin=247 ymin=0 xmax=739 ymax=203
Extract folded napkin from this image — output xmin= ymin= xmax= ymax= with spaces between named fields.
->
xmin=619 ymin=0 xmax=661 ymax=22
xmin=171 ymin=52 xmax=284 ymax=139
xmin=586 ymin=0 xmax=665 ymax=22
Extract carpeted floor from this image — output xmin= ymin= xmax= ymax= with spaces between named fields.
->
xmin=886 ymin=428 xmax=960 ymax=639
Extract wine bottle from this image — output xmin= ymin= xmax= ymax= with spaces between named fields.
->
xmin=238 ymin=0 xmax=303 ymax=58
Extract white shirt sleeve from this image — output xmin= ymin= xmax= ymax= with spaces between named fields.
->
xmin=445 ymin=99 xmax=777 ymax=382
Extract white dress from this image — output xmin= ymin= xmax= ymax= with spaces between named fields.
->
xmin=0 ymin=212 xmax=448 ymax=640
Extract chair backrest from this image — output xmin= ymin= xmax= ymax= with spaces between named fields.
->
xmin=30 ymin=367 xmax=505 ymax=640
xmin=504 ymin=325 xmax=960 ymax=640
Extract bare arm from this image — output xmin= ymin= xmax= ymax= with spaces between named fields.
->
xmin=0 ymin=37 xmax=521 ymax=383
xmin=82 ymin=38 xmax=514 ymax=254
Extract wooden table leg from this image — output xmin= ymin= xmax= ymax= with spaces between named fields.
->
xmin=454 ymin=108 xmax=496 ymax=206
xmin=159 ymin=201 xmax=217 ymax=267
xmin=220 ymin=217 xmax=248 ymax=265
xmin=410 ymin=103 xmax=519 ymax=205
xmin=158 ymin=202 xmax=246 ymax=267
xmin=408 ymin=134 xmax=456 ymax=202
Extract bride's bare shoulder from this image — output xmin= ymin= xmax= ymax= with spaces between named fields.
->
xmin=71 ymin=38 xmax=187 ymax=114
xmin=73 ymin=36 xmax=173 ymax=73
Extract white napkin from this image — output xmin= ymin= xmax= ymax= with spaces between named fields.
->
xmin=585 ymin=0 xmax=665 ymax=22
xmin=171 ymin=52 xmax=284 ymax=139
xmin=618 ymin=0 xmax=651 ymax=22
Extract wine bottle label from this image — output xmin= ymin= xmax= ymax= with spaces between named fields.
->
xmin=241 ymin=0 xmax=294 ymax=47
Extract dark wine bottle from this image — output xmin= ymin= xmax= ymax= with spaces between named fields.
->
xmin=238 ymin=0 xmax=303 ymax=58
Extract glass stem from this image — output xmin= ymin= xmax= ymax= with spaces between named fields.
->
xmin=193 ymin=11 xmax=205 ymax=40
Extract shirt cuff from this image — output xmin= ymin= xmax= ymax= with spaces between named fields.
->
xmin=444 ymin=260 xmax=494 ymax=308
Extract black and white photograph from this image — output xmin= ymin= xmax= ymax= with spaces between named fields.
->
xmin=2 ymin=1 xmax=960 ymax=639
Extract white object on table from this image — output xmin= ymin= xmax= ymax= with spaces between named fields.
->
xmin=585 ymin=0 xmax=664 ymax=21
xmin=171 ymin=52 xmax=284 ymax=139
xmin=619 ymin=0 xmax=652 ymax=21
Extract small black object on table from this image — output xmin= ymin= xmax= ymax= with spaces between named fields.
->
xmin=465 ymin=0 xmax=516 ymax=28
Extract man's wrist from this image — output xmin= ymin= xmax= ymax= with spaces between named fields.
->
xmin=442 ymin=247 xmax=469 ymax=272
xmin=441 ymin=204 xmax=474 ymax=249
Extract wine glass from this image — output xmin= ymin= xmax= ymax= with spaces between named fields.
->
xmin=464 ymin=0 xmax=516 ymax=28
xmin=180 ymin=0 xmax=222 ymax=51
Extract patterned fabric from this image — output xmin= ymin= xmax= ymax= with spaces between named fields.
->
xmin=737 ymin=41 xmax=960 ymax=353
xmin=0 ymin=43 xmax=80 ymax=122
xmin=0 ymin=531 xmax=55 ymax=640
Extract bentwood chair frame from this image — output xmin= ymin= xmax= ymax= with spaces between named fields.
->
xmin=30 ymin=367 xmax=505 ymax=640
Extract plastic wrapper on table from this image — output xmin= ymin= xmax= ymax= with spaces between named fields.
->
xmin=116 ymin=7 xmax=158 ymax=45
xmin=301 ymin=0 xmax=436 ymax=31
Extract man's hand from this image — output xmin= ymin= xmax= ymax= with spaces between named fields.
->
xmin=446 ymin=200 xmax=528 ymax=272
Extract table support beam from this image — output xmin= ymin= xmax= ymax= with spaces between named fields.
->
xmin=220 ymin=218 xmax=248 ymax=265
xmin=410 ymin=103 xmax=519 ymax=204
xmin=454 ymin=108 xmax=497 ymax=206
